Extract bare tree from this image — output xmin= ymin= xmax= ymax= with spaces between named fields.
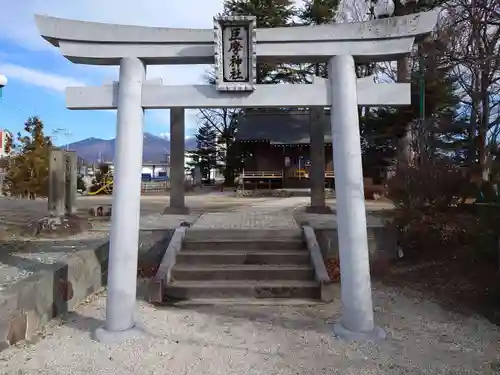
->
xmin=444 ymin=0 xmax=500 ymax=179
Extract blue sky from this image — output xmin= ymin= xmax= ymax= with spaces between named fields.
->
xmin=0 ymin=0 xmax=236 ymax=146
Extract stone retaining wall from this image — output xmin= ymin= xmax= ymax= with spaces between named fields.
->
xmin=0 ymin=229 xmax=173 ymax=351
xmin=314 ymin=226 xmax=398 ymax=265
xmin=235 ymin=189 xmax=335 ymax=198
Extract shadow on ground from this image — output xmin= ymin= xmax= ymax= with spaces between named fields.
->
xmin=152 ymin=301 xmax=338 ymax=335
xmin=374 ymin=254 xmax=500 ymax=326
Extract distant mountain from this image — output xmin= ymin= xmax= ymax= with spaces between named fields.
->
xmin=65 ymin=133 xmax=198 ymax=164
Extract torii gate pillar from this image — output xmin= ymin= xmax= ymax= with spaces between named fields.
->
xmin=329 ymin=55 xmax=385 ymax=340
xmin=34 ymin=10 xmax=438 ymax=344
xmin=94 ymin=57 xmax=148 ymax=342
xmin=164 ymin=107 xmax=189 ymax=214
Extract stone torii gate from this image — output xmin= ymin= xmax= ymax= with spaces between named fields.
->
xmin=35 ymin=11 xmax=437 ymax=342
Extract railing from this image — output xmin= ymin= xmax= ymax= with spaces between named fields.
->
xmin=141 ymin=180 xmax=168 ymax=193
xmin=241 ymin=170 xmax=283 ymax=179
xmin=240 ymin=170 xmax=284 ymax=191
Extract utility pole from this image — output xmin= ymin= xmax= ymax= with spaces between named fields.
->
xmin=0 ymin=74 xmax=8 ymax=196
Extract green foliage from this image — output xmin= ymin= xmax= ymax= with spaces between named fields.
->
xmin=224 ymin=0 xmax=296 ymax=28
xmin=223 ymin=0 xmax=300 ymax=84
xmin=361 ymin=30 xmax=467 ymax=165
xmin=3 ymin=116 xmax=52 ymax=198
xmin=218 ymin=0 xmax=341 ymax=185
xmin=297 ymin=0 xmax=340 ymax=80
xmin=187 ymin=122 xmax=218 ymax=180
xmin=299 ymin=0 xmax=339 ymax=24
xmin=201 ymin=70 xmax=243 ymax=184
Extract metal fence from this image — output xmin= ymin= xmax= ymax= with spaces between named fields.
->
xmin=141 ymin=180 xmax=169 ymax=194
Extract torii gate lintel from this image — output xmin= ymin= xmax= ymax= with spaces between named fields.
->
xmin=34 ymin=11 xmax=438 ymax=344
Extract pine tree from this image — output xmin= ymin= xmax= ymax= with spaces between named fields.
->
xmin=223 ymin=0 xmax=297 ymax=84
xmin=360 ymin=30 xmax=466 ymax=169
xmin=297 ymin=0 xmax=340 ymax=79
xmin=187 ymin=122 xmax=219 ymax=180
xmin=224 ymin=0 xmax=295 ymax=28
xmin=3 ymin=116 xmax=52 ymax=198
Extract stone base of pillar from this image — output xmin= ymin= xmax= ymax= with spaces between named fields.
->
xmin=162 ymin=206 xmax=191 ymax=215
xmin=25 ymin=215 xmax=91 ymax=237
xmin=333 ymin=323 xmax=386 ymax=342
xmin=93 ymin=322 xmax=149 ymax=344
xmin=305 ymin=205 xmax=333 ymax=214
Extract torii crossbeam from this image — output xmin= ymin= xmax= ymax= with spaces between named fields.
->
xmin=35 ymin=10 xmax=438 ymax=344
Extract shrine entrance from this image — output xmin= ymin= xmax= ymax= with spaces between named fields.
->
xmin=35 ymin=11 xmax=438 ymax=342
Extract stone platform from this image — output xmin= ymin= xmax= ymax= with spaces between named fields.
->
xmin=0 ymin=195 xmax=395 ymax=351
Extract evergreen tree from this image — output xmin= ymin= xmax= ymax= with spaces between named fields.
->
xmin=223 ymin=0 xmax=298 ymax=84
xmin=300 ymin=0 xmax=339 ymax=24
xmin=297 ymin=0 xmax=340 ymax=79
xmin=199 ymin=71 xmax=241 ymax=185
xmin=3 ymin=116 xmax=52 ymax=198
xmin=224 ymin=0 xmax=295 ymax=29
xmin=187 ymin=122 xmax=218 ymax=180
xmin=360 ymin=30 xmax=466 ymax=169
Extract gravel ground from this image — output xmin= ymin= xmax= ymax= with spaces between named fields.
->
xmin=0 ymin=284 xmax=498 ymax=375
xmin=0 ymin=233 xmax=109 ymax=289
xmin=91 ymin=213 xmax=201 ymax=231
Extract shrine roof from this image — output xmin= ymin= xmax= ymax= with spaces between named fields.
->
xmin=235 ymin=109 xmax=332 ymax=144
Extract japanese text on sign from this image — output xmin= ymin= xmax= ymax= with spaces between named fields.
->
xmin=222 ymin=26 xmax=249 ymax=82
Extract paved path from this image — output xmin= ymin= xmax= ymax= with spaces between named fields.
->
xmin=192 ymin=197 xmax=308 ymax=229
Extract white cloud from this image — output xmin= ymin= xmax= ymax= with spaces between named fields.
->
xmin=0 ymin=63 xmax=86 ymax=92
xmin=0 ymin=0 xmax=226 ymax=51
xmin=0 ymin=0 xmax=306 ymax=86
xmin=0 ymin=0 xmax=226 ymax=96
xmin=149 ymin=109 xmax=201 ymax=134
xmin=0 ymin=0 xmax=307 ymax=135
xmin=159 ymin=132 xmax=169 ymax=139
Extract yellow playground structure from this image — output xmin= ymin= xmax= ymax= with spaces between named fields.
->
xmin=86 ymin=171 xmax=114 ymax=195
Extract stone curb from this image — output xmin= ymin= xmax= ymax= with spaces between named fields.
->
xmin=149 ymin=226 xmax=187 ymax=303
xmin=302 ymin=225 xmax=334 ymax=303
xmin=0 ymin=243 xmax=108 ymax=351
xmin=0 ymin=229 xmax=174 ymax=351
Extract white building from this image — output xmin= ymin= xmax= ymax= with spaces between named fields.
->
xmin=101 ymin=150 xmax=224 ymax=182
xmin=0 ymin=130 xmax=9 ymax=158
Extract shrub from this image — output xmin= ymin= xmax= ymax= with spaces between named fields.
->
xmin=385 ymin=159 xmax=499 ymax=260
xmin=390 ymin=207 xmax=485 ymax=259
xmin=387 ymin=159 xmax=466 ymax=211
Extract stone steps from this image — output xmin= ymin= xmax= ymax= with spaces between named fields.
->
xmin=164 ymin=229 xmax=321 ymax=301
xmin=172 ymin=264 xmax=314 ymax=281
xmin=176 ymin=250 xmax=310 ymax=265
xmin=166 ymin=280 xmax=321 ymax=299
xmin=183 ymin=229 xmax=303 ymax=241
xmin=183 ymin=239 xmax=305 ymax=251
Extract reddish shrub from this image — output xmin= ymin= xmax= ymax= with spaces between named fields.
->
xmin=391 ymin=207 xmax=484 ymax=259
xmin=325 ymin=258 xmax=341 ymax=282
xmin=387 ymin=159 xmax=466 ymax=211
xmin=386 ymin=160 xmax=500 ymax=261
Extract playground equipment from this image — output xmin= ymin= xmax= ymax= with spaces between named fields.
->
xmin=87 ymin=171 xmax=114 ymax=195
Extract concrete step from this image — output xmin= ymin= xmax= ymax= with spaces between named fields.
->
xmin=184 ymin=229 xmax=303 ymax=241
xmin=165 ymin=280 xmax=320 ymax=300
xmin=176 ymin=250 xmax=310 ymax=265
xmin=171 ymin=264 xmax=314 ymax=281
xmin=183 ymin=239 xmax=305 ymax=251
xmin=165 ymin=298 xmax=323 ymax=306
